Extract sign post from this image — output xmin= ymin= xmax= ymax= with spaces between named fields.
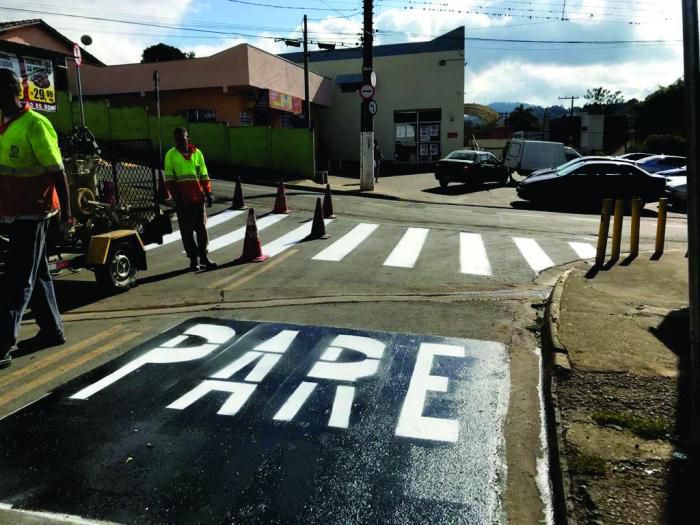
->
xmin=73 ymin=43 xmax=85 ymax=127
xmin=360 ymin=0 xmax=374 ymax=192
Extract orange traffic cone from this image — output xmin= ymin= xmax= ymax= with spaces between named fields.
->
xmin=157 ymin=169 xmax=171 ymax=202
xmin=273 ymin=178 xmax=290 ymax=214
xmin=322 ymin=183 xmax=335 ymax=219
xmin=231 ymin=177 xmax=246 ymax=209
xmin=306 ymin=198 xmax=329 ymax=240
xmin=234 ymin=208 xmax=270 ymax=263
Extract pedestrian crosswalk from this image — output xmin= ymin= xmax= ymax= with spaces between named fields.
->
xmin=148 ymin=210 xmax=600 ymax=279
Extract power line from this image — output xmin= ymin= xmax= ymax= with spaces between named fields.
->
xmin=227 ymin=0 xmax=356 ymax=11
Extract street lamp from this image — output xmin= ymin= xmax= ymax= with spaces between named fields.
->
xmin=74 ymin=34 xmax=92 ymax=128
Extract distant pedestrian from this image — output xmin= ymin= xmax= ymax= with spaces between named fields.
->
xmin=0 ymin=68 xmax=73 ymax=369
xmin=373 ymin=140 xmax=383 ymax=183
xmin=164 ymin=127 xmax=217 ymax=271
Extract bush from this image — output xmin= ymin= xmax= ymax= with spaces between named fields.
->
xmin=641 ymin=134 xmax=686 ymax=156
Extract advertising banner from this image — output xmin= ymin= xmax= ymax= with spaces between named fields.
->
xmin=269 ymin=89 xmax=302 ymax=114
xmin=0 ymin=52 xmax=56 ymax=112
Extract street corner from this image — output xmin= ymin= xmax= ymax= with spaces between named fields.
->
xmin=0 ymin=317 xmax=511 ymax=524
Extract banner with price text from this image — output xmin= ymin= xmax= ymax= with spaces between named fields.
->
xmin=0 ymin=52 xmax=56 ymax=112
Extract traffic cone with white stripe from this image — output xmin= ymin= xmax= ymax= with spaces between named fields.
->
xmin=306 ymin=198 xmax=329 ymax=240
xmin=230 ymin=177 xmax=246 ymax=210
xmin=273 ymin=178 xmax=290 ymax=214
xmin=322 ymin=183 xmax=335 ymax=219
xmin=234 ymin=208 xmax=270 ymax=263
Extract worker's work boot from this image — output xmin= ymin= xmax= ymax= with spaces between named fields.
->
xmin=0 ymin=350 xmax=12 ymax=369
xmin=18 ymin=330 xmax=65 ymax=353
xmin=189 ymin=258 xmax=200 ymax=271
xmin=200 ymin=256 xmax=218 ymax=271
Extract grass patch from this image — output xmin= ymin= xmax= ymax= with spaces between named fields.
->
xmin=591 ymin=410 xmax=670 ymax=440
xmin=568 ymin=450 xmax=606 ymax=477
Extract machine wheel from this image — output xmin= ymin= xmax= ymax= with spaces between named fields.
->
xmin=95 ymin=241 xmax=138 ymax=292
xmin=439 ymin=179 xmax=449 ymax=189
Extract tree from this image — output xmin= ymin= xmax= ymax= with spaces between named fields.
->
xmin=141 ymin=44 xmax=195 ymax=63
xmin=505 ymin=104 xmax=539 ymax=132
xmin=631 ymin=78 xmax=685 ymax=140
xmin=584 ymin=87 xmax=624 ymax=114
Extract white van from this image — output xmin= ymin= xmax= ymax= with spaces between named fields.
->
xmin=503 ymin=140 xmax=572 ymax=175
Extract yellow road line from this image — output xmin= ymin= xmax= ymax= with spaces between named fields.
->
xmin=224 ymin=249 xmax=298 ymax=291
xmin=207 ymin=263 xmax=258 ymax=289
xmin=0 ymin=331 xmax=142 ymax=407
xmin=0 ymin=324 xmax=125 ymax=390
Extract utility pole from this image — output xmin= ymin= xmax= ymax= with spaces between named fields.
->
xmin=153 ymin=70 xmax=163 ymax=164
xmin=360 ymin=0 xmax=374 ymax=191
xmin=303 ymin=15 xmax=311 ymax=130
xmin=559 ymin=95 xmax=579 ymax=145
xmin=681 ymin=0 xmax=700 ymax=458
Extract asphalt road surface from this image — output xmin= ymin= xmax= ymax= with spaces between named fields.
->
xmin=0 ymin=179 xmax=688 ymax=524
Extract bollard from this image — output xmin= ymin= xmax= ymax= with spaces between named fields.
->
xmin=629 ymin=197 xmax=642 ymax=257
xmin=596 ymin=198 xmax=614 ymax=266
xmin=655 ymin=198 xmax=668 ymax=256
xmin=611 ymin=198 xmax=625 ymax=261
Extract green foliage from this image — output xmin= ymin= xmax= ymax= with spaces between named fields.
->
xmin=568 ymin=449 xmax=606 ymax=476
xmin=641 ymin=134 xmax=686 ymax=156
xmin=583 ymin=86 xmax=625 ymax=115
xmin=632 ymin=78 xmax=685 ymax=139
xmin=591 ymin=410 xmax=670 ymax=440
xmin=505 ymin=104 xmax=539 ymax=132
xmin=141 ymin=43 xmax=194 ymax=63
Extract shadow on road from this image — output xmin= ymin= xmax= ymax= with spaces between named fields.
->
xmin=423 ymin=182 xmax=506 ymax=196
xmin=648 ymin=309 xmax=694 ymax=524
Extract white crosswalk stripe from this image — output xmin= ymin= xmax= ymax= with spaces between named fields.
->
xmin=313 ymin=223 xmax=378 ymax=262
xmin=568 ymin=242 xmax=597 ymax=259
xmin=263 ymin=219 xmax=335 ymax=258
xmin=146 ymin=209 xmax=245 ymax=251
xmin=207 ymin=213 xmax=288 ymax=253
xmin=384 ymin=228 xmax=429 ymax=268
xmin=459 ymin=233 xmax=492 ymax=276
xmin=512 ymin=237 xmax=555 ymax=272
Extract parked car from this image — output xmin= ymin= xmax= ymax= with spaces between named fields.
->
xmin=516 ymin=160 xmax=667 ymax=206
xmin=635 ymin=155 xmax=686 ymax=173
xmin=657 ymin=166 xmax=686 ymax=180
xmin=527 ymin=155 xmax=625 ymax=178
xmin=666 ymin=177 xmax=687 ymax=210
xmin=617 ymin=152 xmax=654 ymax=161
xmin=503 ymin=139 xmax=572 ymax=175
xmin=434 ymin=149 xmax=510 ymax=188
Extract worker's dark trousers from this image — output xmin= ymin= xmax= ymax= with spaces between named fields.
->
xmin=0 ymin=219 xmax=63 ymax=349
xmin=176 ymin=202 xmax=208 ymax=260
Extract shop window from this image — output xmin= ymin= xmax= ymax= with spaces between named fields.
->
xmin=394 ymin=109 xmax=442 ymax=164
xmin=178 ymin=108 xmax=216 ymax=123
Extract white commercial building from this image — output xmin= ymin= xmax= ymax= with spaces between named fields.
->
xmin=282 ymin=27 xmax=465 ymax=167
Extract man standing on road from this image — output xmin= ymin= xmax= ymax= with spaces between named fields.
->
xmin=0 ymin=68 xmax=73 ymax=369
xmin=164 ymin=127 xmax=217 ymax=271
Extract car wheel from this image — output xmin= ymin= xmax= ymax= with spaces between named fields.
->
xmin=439 ymin=179 xmax=449 ymax=189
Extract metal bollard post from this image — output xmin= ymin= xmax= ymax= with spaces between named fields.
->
xmin=629 ymin=197 xmax=642 ymax=257
xmin=596 ymin=198 xmax=614 ymax=266
xmin=655 ymin=198 xmax=668 ymax=256
xmin=611 ymin=199 xmax=625 ymax=261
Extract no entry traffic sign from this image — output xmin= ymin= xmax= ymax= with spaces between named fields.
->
xmin=0 ymin=318 xmax=509 ymax=523
xmin=359 ymin=83 xmax=375 ymax=99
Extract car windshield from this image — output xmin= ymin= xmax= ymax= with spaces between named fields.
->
xmin=556 ymin=161 xmax=586 ymax=176
xmin=446 ymin=151 xmax=477 ymax=161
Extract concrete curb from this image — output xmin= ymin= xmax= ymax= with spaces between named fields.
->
xmin=542 ymin=267 xmax=577 ymax=525
xmin=247 ymin=178 xmax=523 ymax=211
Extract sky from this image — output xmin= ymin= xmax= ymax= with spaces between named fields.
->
xmin=0 ymin=0 xmax=687 ymax=107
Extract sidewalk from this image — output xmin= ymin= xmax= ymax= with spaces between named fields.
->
xmin=283 ymin=172 xmax=523 ymax=209
xmin=546 ymin=250 xmax=693 ymax=524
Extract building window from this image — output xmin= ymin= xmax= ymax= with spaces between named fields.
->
xmin=178 ymin=108 xmax=216 ymax=123
xmin=394 ymin=109 xmax=442 ymax=164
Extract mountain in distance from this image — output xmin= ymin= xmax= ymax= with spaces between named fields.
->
xmin=488 ymin=101 xmax=569 ymax=120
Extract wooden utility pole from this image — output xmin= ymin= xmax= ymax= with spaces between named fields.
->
xmin=303 ymin=15 xmax=311 ymax=130
xmin=360 ymin=0 xmax=374 ymax=191
xmin=681 ymin=0 xmax=700 ymax=458
xmin=559 ymin=95 xmax=579 ymax=145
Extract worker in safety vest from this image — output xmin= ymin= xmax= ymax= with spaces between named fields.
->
xmin=164 ymin=127 xmax=217 ymax=271
xmin=0 ymin=68 xmax=73 ymax=369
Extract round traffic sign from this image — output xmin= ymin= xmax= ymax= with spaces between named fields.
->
xmin=368 ymin=99 xmax=378 ymax=115
xmin=359 ymin=84 xmax=375 ymax=100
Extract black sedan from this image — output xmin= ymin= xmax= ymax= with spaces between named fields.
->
xmin=516 ymin=161 xmax=667 ymax=207
xmin=434 ymin=150 xmax=510 ymax=189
